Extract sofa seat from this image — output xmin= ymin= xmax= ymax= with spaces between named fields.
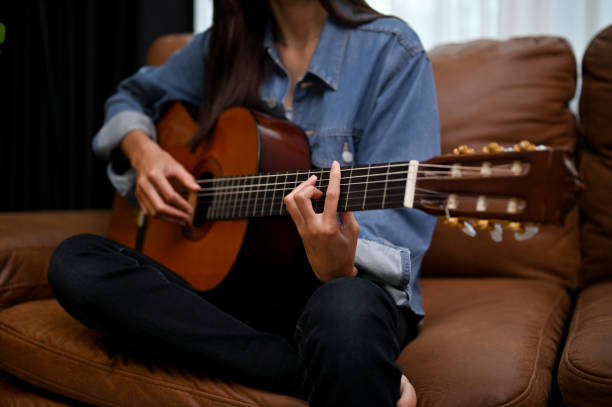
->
xmin=558 ymin=280 xmax=612 ymax=407
xmin=0 ymin=373 xmax=79 ymax=407
xmin=0 ymin=277 xmax=570 ymax=407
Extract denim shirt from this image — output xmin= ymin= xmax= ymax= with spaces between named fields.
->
xmin=93 ymin=16 xmax=440 ymax=316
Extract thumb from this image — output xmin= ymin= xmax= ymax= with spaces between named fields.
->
xmin=172 ymin=165 xmax=201 ymax=191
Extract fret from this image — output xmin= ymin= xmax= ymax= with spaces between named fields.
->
xmin=252 ymin=175 xmax=261 ymax=217
xmin=382 ymin=163 xmax=390 ymax=209
xmin=315 ymin=167 xmax=328 ymax=214
xmin=343 ymin=167 xmax=369 ymax=212
xmin=364 ymin=164 xmax=393 ymax=210
xmin=344 ymin=167 xmax=353 ymax=211
xmin=269 ymin=173 xmax=279 ymax=217
xmin=385 ymin=164 xmax=411 ymax=209
xmin=240 ymin=176 xmax=249 ymax=218
xmin=206 ymin=179 xmax=216 ymax=221
xmin=279 ymin=171 xmax=289 ymax=215
xmin=222 ymin=177 xmax=233 ymax=220
xmin=259 ymin=174 xmax=269 ymax=217
xmin=213 ymin=178 xmax=224 ymax=220
xmin=361 ymin=165 xmax=371 ymax=210
xmin=231 ymin=176 xmax=241 ymax=219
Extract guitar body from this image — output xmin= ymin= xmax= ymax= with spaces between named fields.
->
xmin=108 ymin=104 xmax=583 ymax=292
xmin=108 ymin=103 xmax=311 ymax=291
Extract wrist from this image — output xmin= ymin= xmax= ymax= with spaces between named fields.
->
xmin=120 ymin=130 xmax=157 ymax=170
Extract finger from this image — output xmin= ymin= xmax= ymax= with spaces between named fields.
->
xmin=169 ymin=164 xmax=201 ymax=191
xmin=136 ymin=182 xmax=155 ymax=215
xmin=150 ymin=172 xmax=194 ymax=214
xmin=140 ymin=180 xmax=191 ymax=223
xmin=323 ymin=161 xmax=341 ymax=224
xmin=284 ymin=194 xmax=306 ymax=229
xmin=289 ymin=174 xmax=317 ymax=197
xmin=294 ymin=185 xmax=319 ymax=223
xmin=339 ymin=211 xmax=360 ymax=234
xmin=136 ymin=190 xmax=152 ymax=216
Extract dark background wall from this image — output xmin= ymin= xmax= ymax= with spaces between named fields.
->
xmin=0 ymin=0 xmax=194 ymax=211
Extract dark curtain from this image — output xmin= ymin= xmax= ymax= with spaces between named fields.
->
xmin=0 ymin=0 xmax=193 ymax=211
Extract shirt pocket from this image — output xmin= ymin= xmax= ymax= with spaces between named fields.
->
xmin=309 ymin=128 xmax=359 ymax=169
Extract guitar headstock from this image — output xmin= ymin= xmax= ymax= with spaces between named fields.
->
xmin=414 ymin=141 xmax=583 ymax=240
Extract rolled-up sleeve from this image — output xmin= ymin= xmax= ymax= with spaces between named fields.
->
xmin=353 ymin=40 xmax=440 ymax=314
xmin=92 ymin=31 xmax=209 ymax=198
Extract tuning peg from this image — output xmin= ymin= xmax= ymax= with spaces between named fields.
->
xmin=443 ymin=217 xmax=476 ymax=237
xmin=461 ymin=221 xmax=477 ymax=237
xmin=514 ymin=225 xmax=539 ymax=241
xmin=513 ymin=140 xmax=536 ymax=152
xmin=490 ymin=223 xmax=504 ymax=242
xmin=482 ymin=142 xmax=505 ymax=153
xmin=453 ymin=145 xmax=475 ymax=155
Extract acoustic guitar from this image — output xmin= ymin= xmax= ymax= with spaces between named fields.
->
xmin=108 ymin=103 xmax=582 ymax=291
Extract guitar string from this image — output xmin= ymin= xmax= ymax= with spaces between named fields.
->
xmin=194 ymin=168 xmax=504 ymax=190
xmin=193 ymin=170 xmax=514 ymax=197
xmin=192 ymin=176 xmax=477 ymax=199
xmin=195 ymin=163 xmax=518 ymax=185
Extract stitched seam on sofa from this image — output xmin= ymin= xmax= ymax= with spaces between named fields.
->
xmin=562 ymin=292 xmax=612 ymax=385
xmin=0 ymin=283 xmax=48 ymax=293
xmin=0 ymin=247 xmax=53 ymax=257
xmin=498 ymin=290 xmax=568 ymax=407
xmin=0 ymin=321 xmax=272 ymax=407
xmin=0 ymin=364 xmax=123 ymax=407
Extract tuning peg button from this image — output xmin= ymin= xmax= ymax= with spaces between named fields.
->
xmin=453 ymin=145 xmax=475 ymax=155
xmin=514 ymin=225 xmax=539 ymax=241
xmin=513 ymin=140 xmax=536 ymax=152
xmin=490 ymin=223 xmax=503 ymax=242
xmin=482 ymin=143 xmax=504 ymax=153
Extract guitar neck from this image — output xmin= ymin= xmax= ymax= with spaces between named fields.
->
xmin=193 ymin=163 xmax=412 ymax=223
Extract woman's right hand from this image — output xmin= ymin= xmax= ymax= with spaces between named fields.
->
xmin=120 ymin=130 xmax=201 ymax=225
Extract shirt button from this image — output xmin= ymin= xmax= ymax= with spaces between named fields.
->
xmin=342 ymin=142 xmax=354 ymax=163
xmin=266 ymin=97 xmax=276 ymax=108
xmin=300 ymin=82 xmax=316 ymax=89
xmin=305 ymin=130 xmax=315 ymax=136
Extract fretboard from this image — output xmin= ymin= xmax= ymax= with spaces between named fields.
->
xmin=193 ymin=162 xmax=412 ymax=223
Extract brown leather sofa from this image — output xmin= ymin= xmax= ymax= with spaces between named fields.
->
xmin=557 ymin=25 xmax=612 ymax=407
xmin=1 ymin=26 xmax=610 ymax=407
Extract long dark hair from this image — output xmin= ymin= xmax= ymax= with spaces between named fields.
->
xmin=193 ymin=0 xmax=382 ymax=147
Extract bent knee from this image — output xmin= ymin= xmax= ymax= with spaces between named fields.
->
xmin=48 ymin=233 xmax=114 ymax=293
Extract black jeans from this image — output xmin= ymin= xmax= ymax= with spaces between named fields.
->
xmin=48 ymin=233 xmax=418 ymax=406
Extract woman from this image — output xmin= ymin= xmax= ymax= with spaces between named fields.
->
xmin=49 ymin=0 xmax=440 ymax=406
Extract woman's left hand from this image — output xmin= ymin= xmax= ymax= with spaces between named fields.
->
xmin=284 ymin=161 xmax=360 ymax=282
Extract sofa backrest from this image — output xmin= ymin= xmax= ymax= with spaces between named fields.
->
xmin=578 ymin=25 xmax=612 ymax=287
xmin=422 ymin=37 xmax=581 ymax=289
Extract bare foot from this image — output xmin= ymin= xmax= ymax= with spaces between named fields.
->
xmin=397 ymin=374 xmax=417 ymax=407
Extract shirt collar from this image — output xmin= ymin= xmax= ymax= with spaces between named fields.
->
xmin=263 ymin=17 xmax=349 ymax=91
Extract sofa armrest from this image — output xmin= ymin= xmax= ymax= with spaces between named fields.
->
xmin=0 ymin=211 xmax=111 ymax=310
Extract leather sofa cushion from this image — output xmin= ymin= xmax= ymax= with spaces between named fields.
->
xmin=400 ymin=278 xmax=570 ymax=407
xmin=423 ymin=36 xmax=580 ymax=289
xmin=0 ymin=211 xmax=111 ymax=310
xmin=0 ymin=278 xmax=570 ymax=407
xmin=558 ymin=281 xmax=612 ymax=407
xmin=0 ymin=373 xmax=79 ymax=406
xmin=0 ymin=299 xmax=307 ymax=407
xmin=579 ymin=24 xmax=612 ymax=287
